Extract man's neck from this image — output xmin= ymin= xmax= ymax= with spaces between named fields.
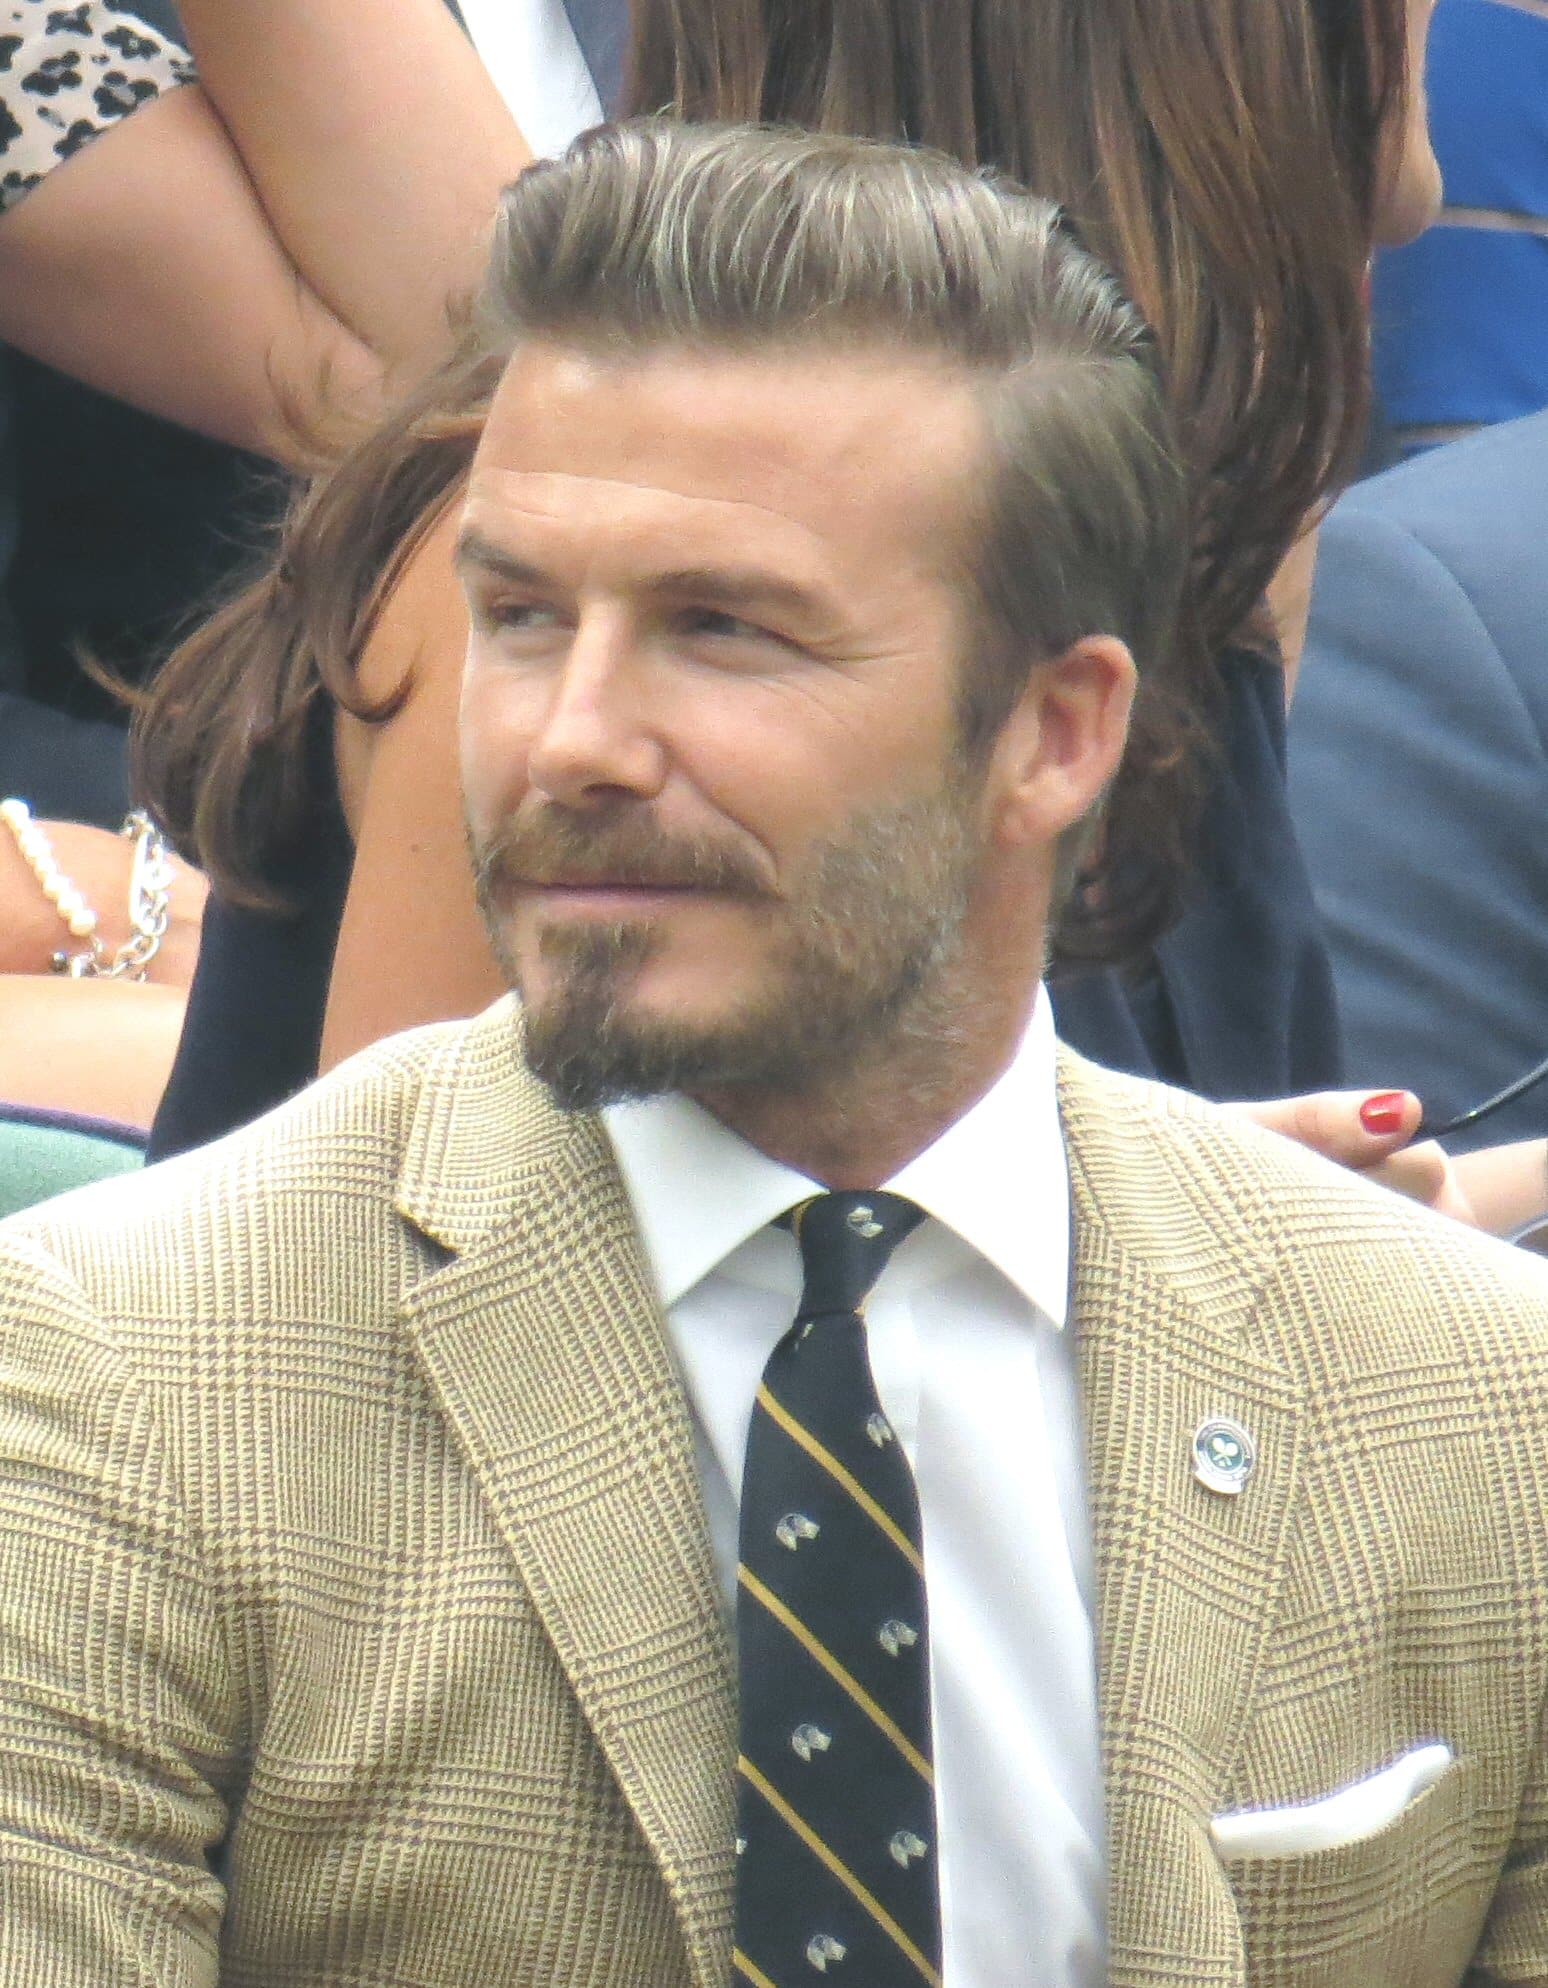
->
xmin=690 ymin=976 xmax=1038 ymax=1189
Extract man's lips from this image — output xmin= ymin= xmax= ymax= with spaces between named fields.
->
xmin=523 ymin=877 xmax=705 ymax=892
xmin=517 ymin=879 xmax=724 ymax=914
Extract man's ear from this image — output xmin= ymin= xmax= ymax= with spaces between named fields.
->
xmin=988 ymin=635 xmax=1136 ymax=849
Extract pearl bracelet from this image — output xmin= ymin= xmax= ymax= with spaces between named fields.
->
xmin=0 ymin=797 xmax=100 ymax=947
xmin=0 ymin=797 xmax=173 ymax=980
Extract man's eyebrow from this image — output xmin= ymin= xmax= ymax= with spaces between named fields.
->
xmin=644 ymin=567 xmax=830 ymax=621
xmin=453 ymin=528 xmax=547 ymax=589
xmin=454 ymin=534 xmax=833 ymax=622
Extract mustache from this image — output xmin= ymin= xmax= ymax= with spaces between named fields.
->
xmin=473 ymin=805 xmax=770 ymax=898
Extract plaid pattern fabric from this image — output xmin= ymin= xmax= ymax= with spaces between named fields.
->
xmin=0 ymin=995 xmax=1546 ymax=1985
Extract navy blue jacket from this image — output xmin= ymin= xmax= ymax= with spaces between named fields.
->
xmin=1291 ymin=410 xmax=1548 ymax=1147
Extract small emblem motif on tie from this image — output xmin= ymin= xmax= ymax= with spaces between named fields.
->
xmin=733 ymin=1191 xmax=941 ymax=1988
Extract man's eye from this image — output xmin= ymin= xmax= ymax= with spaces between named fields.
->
xmin=686 ymin=609 xmax=776 ymax=644
xmin=481 ymin=599 xmax=561 ymax=633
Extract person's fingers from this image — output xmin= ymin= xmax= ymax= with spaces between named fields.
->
xmin=1232 ymin=1093 xmax=1481 ymax=1227
xmin=1367 ymin=1142 xmax=1480 ymax=1226
xmin=1230 ymin=1088 xmax=1423 ymax=1167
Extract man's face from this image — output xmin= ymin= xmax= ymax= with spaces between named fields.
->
xmin=457 ymin=339 xmax=1012 ymax=1111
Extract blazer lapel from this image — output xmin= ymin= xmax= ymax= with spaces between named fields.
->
xmin=395 ymin=1003 xmax=736 ymax=1988
xmin=1059 ymin=1051 xmax=1307 ymax=1988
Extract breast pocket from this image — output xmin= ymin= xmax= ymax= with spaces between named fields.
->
xmin=1223 ymin=1753 xmax=1484 ymax=1988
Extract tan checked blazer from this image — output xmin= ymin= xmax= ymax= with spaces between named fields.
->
xmin=3 ymin=997 xmax=1548 ymax=1986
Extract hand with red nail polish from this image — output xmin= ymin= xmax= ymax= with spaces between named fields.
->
xmin=1228 ymin=1088 xmax=1478 ymax=1226
xmin=1358 ymin=1091 xmax=1409 ymax=1136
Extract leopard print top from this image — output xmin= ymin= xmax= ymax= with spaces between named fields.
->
xmin=0 ymin=1 xmax=192 ymax=212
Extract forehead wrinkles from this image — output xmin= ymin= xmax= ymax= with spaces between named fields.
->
xmin=474 ymin=346 xmax=987 ymax=587
xmin=465 ymin=467 xmax=832 ymax=553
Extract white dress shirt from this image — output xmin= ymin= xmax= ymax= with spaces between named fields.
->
xmin=604 ymin=992 xmax=1106 ymax=1986
xmin=458 ymin=0 xmax=603 ymax=160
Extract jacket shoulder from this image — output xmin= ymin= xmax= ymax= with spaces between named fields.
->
xmin=1328 ymin=410 xmax=1548 ymax=564
xmin=1057 ymin=1048 xmax=1548 ymax=1366
xmin=0 ymin=1011 xmax=494 ymax=1313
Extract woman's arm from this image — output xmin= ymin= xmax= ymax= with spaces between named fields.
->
xmin=0 ymin=0 xmax=528 ymax=460
xmin=321 ymin=507 xmax=505 ymax=1071
xmin=171 ymin=0 xmax=530 ymax=376
xmin=0 ymin=80 xmax=379 ymax=460
xmin=0 ymin=976 xmax=188 ymax=1129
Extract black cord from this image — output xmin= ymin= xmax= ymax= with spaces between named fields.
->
xmin=1420 ymin=1050 xmax=1548 ymax=1141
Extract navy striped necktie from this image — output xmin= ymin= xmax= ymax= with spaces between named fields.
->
xmin=733 ymin=1190 xmax=941 ymax=1987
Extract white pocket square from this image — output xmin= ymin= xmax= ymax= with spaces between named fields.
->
xmin=1210 ymin=1741 xmax=1453 ymax=1858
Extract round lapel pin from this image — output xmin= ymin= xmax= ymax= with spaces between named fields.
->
xmin=1192 ymin=1416 xmax=1255 ymax=1495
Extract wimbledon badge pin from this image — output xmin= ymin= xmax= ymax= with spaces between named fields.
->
xmin=1192 ymin=1416 xmax=1256 ymax=1496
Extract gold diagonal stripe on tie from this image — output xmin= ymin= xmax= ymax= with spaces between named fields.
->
xmin=737 ymin=1755 xmax=942 ymax=1987
xmin=733 ymin=1949 xmax=779 ymax=1988
xmin=737 ymin=1565 xmax=934 ymax=1786
xmin=755 ymin=1383 xmax=924 ymax=1574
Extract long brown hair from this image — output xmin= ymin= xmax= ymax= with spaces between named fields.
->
xmin=138 ymin=0 xmax=1407 ymax=952
xmin=134 ymin=340 xmax=499 ymax=906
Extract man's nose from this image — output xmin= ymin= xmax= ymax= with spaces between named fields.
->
xmin=525 ymin=622 xmax=668 ymax=808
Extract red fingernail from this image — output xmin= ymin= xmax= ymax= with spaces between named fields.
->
xmin=1359 ymin=1091 xmax=1408 ymax=1135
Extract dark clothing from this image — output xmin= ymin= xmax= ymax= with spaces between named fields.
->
xmin=0 ymin=359 xmax=283 ymax=827
xmin=147 ymin=725 xmax=352 ymax=1162
xmin=559 ymin=0 xmax=627 ymax=115
xmin=0 ymin=355 xmax=132 ymax=825
xmin=151 ymin=647 xmax=1342 ymax=1160
xmin=1053 ymin=646 xmax=1344 ymax=1101
xmin=11 ymin=358 xmax=285 ymax=727
xmin=0 ymin=692 xmax=129 ymax=823
xmin=1291 ymin=410 xmax=1548 ymax=1148
xmin=556 ymin=0 xmax=625 ymax=113
xmin=0 ymin=356 xmax=129 ymax=817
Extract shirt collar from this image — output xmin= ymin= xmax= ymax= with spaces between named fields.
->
xmin=602 ymin=987 xmax=1068 ymax=1328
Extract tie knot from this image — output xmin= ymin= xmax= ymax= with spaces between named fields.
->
xmin=784 ymin=1191 xmax=924 ymax=1319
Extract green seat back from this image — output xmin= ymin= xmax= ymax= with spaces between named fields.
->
xmin=0 ymin=1108 xmax=144 ymax=1221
